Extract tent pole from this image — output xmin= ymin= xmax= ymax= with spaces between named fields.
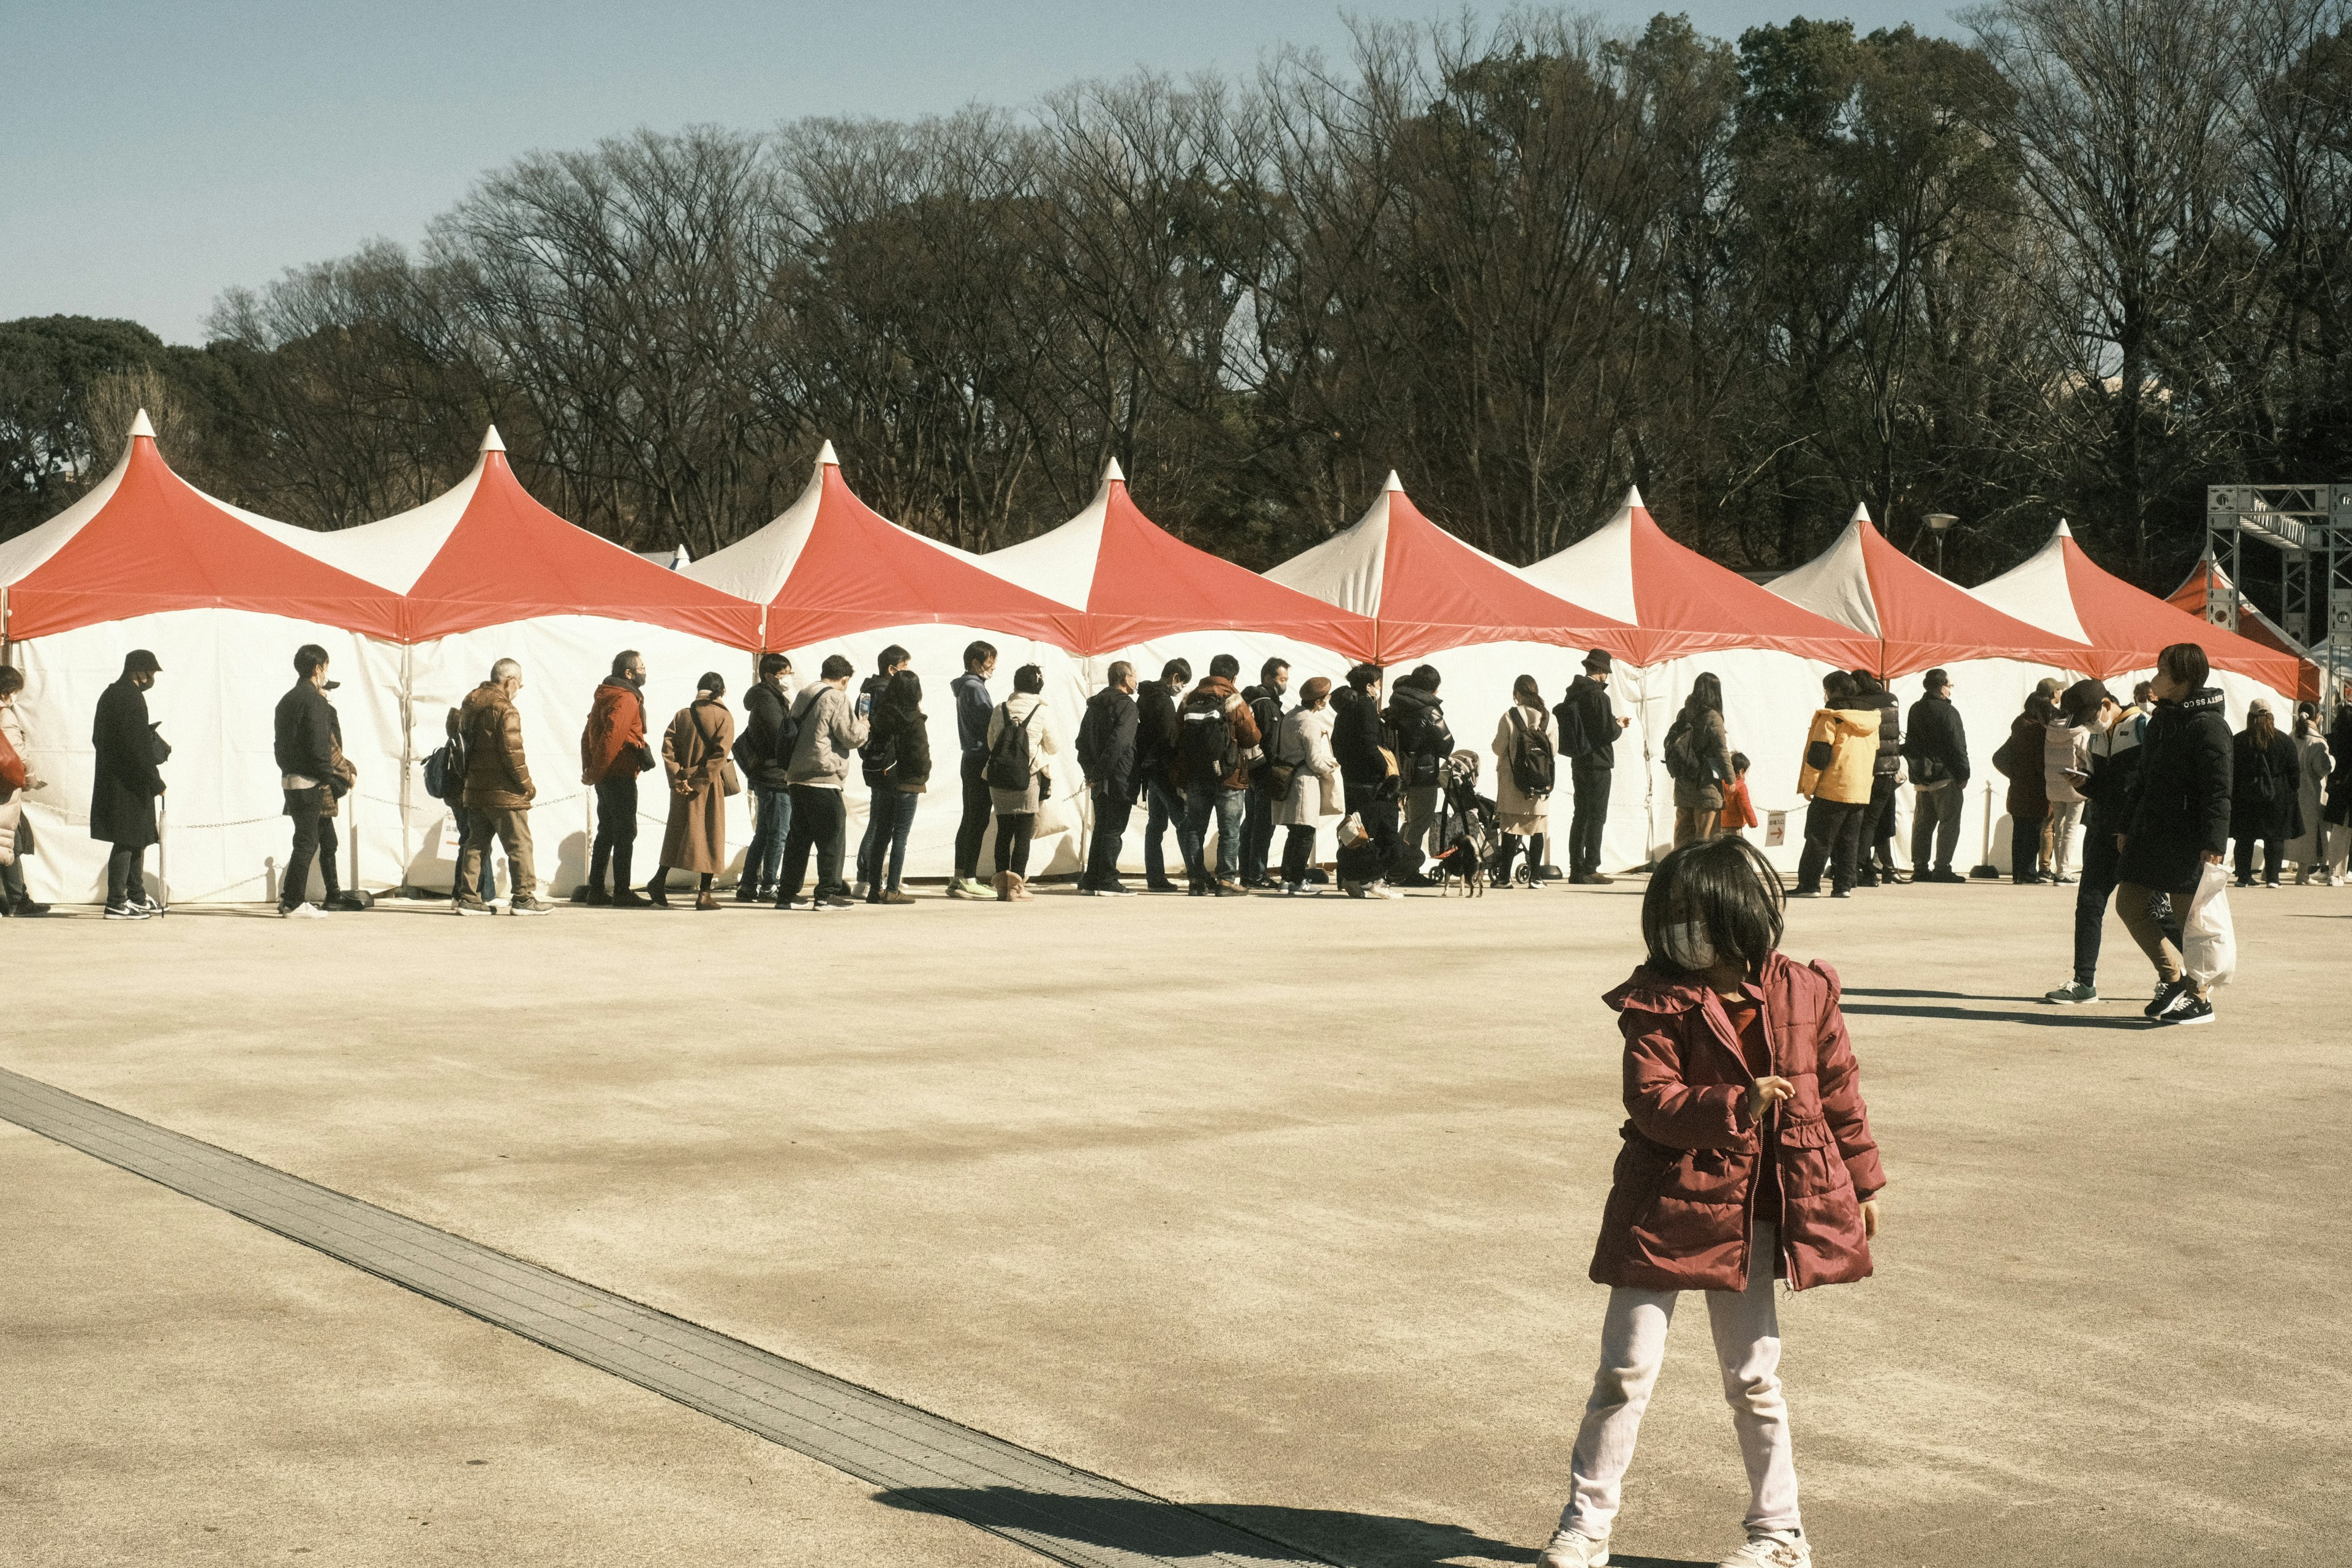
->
xmin=398 ymin=639 xmax=415 ymax=892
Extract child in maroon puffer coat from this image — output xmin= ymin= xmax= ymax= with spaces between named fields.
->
xmin=1537 ymin=835 xmax=1886 ymax=1568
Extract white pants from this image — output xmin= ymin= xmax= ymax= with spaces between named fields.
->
xmin=2049 ymin=799 xmax=2083 ymax=877
xmin=1561 ymin=1224 xmax=1798 ymax=1539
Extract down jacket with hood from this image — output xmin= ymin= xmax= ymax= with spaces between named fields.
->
xmin=2118 ymin=685 xmax=2233 ymax=894
xmin=1592 ymin=952 xmax=1886 ymax=1293
xmin=456 ymin=682 xmax=533 ymax=810
xmin=1795 ymin=703 xmax=1880 ymax=804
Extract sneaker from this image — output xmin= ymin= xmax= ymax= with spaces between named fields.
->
xmin=508 ymin=896 xmax=554 ymax=916
xmin=1370 ymin=883 xmax=1403 ymax=900
xmin=882 ymin=891 xmax=918 ymax=905
xmin=279 ymin=902 xmax=327 ymax=920
xmin=132 ymin=895 xmax=167 ymax=915
xmin=1716 ymin=1530 xmax=1811 ymax=1567
xmin=2144 ymin=976 xmax=2193 ymax=1020
xmin=2052 ymin=873 xmax=2077 ymax=884
xmin=1145 ymin=878 xmax=1184 ymax=894
xmin=853 ymin=880 xmax=870 ymax=900
xmin=1095 ymin=882 xmax=1137 ymax=897
xmin=945 ymin=878 xmax=982 ymax=900
xmin=819 ymin=894 xmax=856 ymax=909
xmin=1341 ymin=881 xmax=1368 ymax=899
xmin=1536 ymin=1529 xmax=1610 ymax=1567
xmin=451 ymin=900 xmax=497 ymax=917
xmin=103 ymin=903 xmax=151 ymax=921
xmin=1791 ymin=886 xmax=1821 ymax=898
xmin=1217 ymin=879 xmax=1248 ymax=897
xmin=2043 ymin=979 xmax=2099 ymax=1005
xmin=1830 ymin=888 xmax=1851 ymax=899
xmin=582 ymin=885 xmax=613 ymax=907
xmin=2157 ymin=992 xmax=2214 ymax=1026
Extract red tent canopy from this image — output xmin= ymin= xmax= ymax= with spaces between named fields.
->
xmin=1769 ymin=506 xmax=2094 ymax=676
xmin=1265 ymin=472 xmax=1639 ymax=664
xmin=1525 ymin=488 xmax=1877 ymax=668
xmin=2164 ymin=555 xmax=2322 ymax=701
xmin=983 ymin=462 xmax=1377 ymax=658
xmin=0 ymin=415 xmax=404 ymax=643
xmin=686 ymin=444 xmax=1079 ymax=650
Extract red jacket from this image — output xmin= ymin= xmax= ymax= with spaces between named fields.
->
xmin=581 ymin=678 xmax=649 ymax=785
xmin=1589 ymin=952 xmax=1885 ymax=1292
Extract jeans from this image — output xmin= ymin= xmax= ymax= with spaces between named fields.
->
xmin=1338 ymin=781 xmax=1398 ymax=886
xmin=450 ymin=806 xmax=497 ymax=903
xmin=994 ymin=812 xmax=1035 ymax=876
xmin=2010 ymin=808 xmax=2047 ymax=883
xmin=1561 ymin=1224 xmax=1797 ymax=1541
xmin=1910 ymin=779 xmax=1964 ymax=874
xmin=458 ymin=806 xmax=537 ymax=904
xmin=744 ymin=785 xmax=790 ymax=894
xmin=2049 ymin=799 xmax=2084 ymax=878
xmin=1086 ymin=790 xmax=1132 ymax=888
xmin=1796 ymin=798 xmax=1866 ymax=892
xmin=1142 ymin=774 xmax=1182 ymax=884
xmin=864 ymin=788 xmax=919 ymax=893
xmin=105 ymin=843 xmax=149 ymax=908
xmin=1281 ymin=824 xmax=1316 ymax=883
xmin=1242 ymin=783 xmax=1277 ymax=883
xmin=778 ymin=785 xmax=848 ymax=903
xmin=1568 ymin=762 xmax=1612 ymax=876
xmin=1 ymin=858 xmax=26 ymax=909
xmin=589 ymin=772 xmax=639 ymax=894
xmin=2234 ymin=834 xmax=2284 ymax=886
xmin=281 ymin=790 xmax=338 ymax=909
xmin=954 ymin=752 xmax=991 ymax=880
xmin=1180 ymin=783 xmax=1247 ymax=886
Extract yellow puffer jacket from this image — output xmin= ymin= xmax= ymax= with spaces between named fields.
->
xmin=1796 ymin=705 xmax=1881 ymax=805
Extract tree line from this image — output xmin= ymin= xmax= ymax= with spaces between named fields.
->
xmin=6 ymin=0 xmax=2351 ymax=605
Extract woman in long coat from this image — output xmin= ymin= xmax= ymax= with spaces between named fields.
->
xmin=650 ymin=673 xmax=736 ymax=910
xmin=2230 ymin=699 xmax=2299 ymax=888
xmin=1491 ymin=674 xmax=1556 ymax=886
xmin=2287 ymin=701 xmax=2331 ymax=883
xmin=1272 ymin=676 xmax=1339 ymax=894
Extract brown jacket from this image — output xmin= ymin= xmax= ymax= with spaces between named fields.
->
xmin=454 ymin=682 xmax=534 ymax=810
xmin=581 ymin=677 xmax=650 ymax=786
xmin=1589 ymin=953 xmax=1885 ymax=1293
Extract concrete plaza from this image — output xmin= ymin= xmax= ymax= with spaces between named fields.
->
xmin=2 ymin=875 xmax=2343 ymax=1567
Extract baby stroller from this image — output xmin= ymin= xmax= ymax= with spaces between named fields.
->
xmin=1428 ymin=750 xmax=1498 ymax=897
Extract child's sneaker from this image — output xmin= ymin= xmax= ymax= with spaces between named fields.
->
xmin=1716 ymin=1529 xmax=1811 ymax=1567
xmin=1536 ymin=1529 xmax=1610 ymax=1567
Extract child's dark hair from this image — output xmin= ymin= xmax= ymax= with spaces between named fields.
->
xmin=1730 ymin=750 xmax=1750 ymax=774
xmin=1640 ymin=836 xmax=1785 ymax=976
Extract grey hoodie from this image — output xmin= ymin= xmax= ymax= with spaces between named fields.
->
xmin=787 ymin=683 xmax=870 ymax=790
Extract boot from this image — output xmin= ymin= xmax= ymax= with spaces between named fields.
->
xmin=644 ymin=874 xmax=672 ymax=910
xmin=1010 ymin=873 xmax=1033 ymax=902
xmin=695 ymin=890 xmax=722 ymax=911
xmin=993 ymin=871 xmax=1013 ymax=902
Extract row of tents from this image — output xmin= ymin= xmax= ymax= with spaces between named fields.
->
xmin=0 ymin=413 xmax=2316 ymax=905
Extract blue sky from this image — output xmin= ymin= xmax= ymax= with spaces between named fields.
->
xmin=4 ymin=1 xmax=1954 ymax=344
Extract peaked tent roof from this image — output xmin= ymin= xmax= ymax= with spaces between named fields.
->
xmin=982 ymin=460 xmax=1377 ymax=659
xmin=685 ymin=443 xmax=1079 ymax=651
xmin=294 ymin=428 xmax=760 ymax=647
xmin=1264 ymin=472 xmax=1639 ymax=665
xmin=1523 ymin=486 xmax=1875 ymax=668
xmin=1966 ymin=530 xmax=2304 ymax=695
xmin=0 ymin=413 xmax=405 ymax=643
xmin=1767 ymin=505 xmax=2092 ymax=676
xmin=2164 ymin=556 xmax=2321 ymax=699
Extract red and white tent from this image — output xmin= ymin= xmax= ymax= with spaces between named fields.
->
xmin=687 ymin=445 xmax=1090 ymax=879
xmin=0 ymin=413 xmax=407 ymax=905
xmin=1523 ymin=488 xmax=1879 ymax=872
xmin=2162 ymin=553 xmax=2323 ymax=704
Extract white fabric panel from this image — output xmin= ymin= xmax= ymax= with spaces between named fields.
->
xmin=268 ymin=462 xmax=484 ymax=592
xmin=4 ymin=612 xmax=407 ymax=906
xmin=1766 ymin=514 xmax=1882 ymax=638
xmin=1969 ymin=525 xmax=2091 ymax=645
xmin=1265 ymin=486 xmax=1391 ymax=616
xmin=983 ymin=492 xmax=1110 ymax=609
xmin=680 ymin=460 xmax=824 ymax=603
xmin=0 ymin=447 xmax=131 ymax=585
xmin=1523 ymin=494 xmax=1641 ymax=624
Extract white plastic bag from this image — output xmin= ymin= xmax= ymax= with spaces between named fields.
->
xmin=2182 ymin=861 xmax=2236 ymax=989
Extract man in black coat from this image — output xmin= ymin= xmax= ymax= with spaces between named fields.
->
xmin=1902 ymin=668 xmax=1970 ymax=881
xmin=1558 ymin=649 xmax=1628 ymax=884
xmin=1077 ymin=661 xmax=1141 ymax=895
xmin=91 ymin=648 xmax=167 ymax=918
xmin=1133 ymin=658 xmax=1191 ymax=891
xmin=273 ymin=644 xmax=347 ymax=917
xmin=1384 ymin=665 xmax=1450 ymax=885
xmin=1330 ymin=663 xmax=1401 ymax=898
xmin=2117 ymin=642 xmax=2234 ymax=1026
xmin=1239 ymin=657 xmax=1291 ymax=888
xmin=854 ymin=644 xmax=910 ymax=897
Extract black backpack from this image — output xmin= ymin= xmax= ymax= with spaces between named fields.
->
xmin=1180 ymin=696 xmax=1235 ymax=785
xmin=986 ymin=702 xmax=1043 ymax=791
xmin=1553 ymin=698 xmax=1592 ymax=763
xmin=1507 ymin=707 xmax=1555 ymax=799
xmin=733 ymin=688 xmax=798 ymax=777
xmin=423 ymin=735 xmax=464 ymax=803
xmin=1663 ymin=714 xmax=1703 ymax=783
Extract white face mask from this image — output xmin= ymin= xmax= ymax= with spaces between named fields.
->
xmin=1662 ymin=920 xmax=1716 ymax=971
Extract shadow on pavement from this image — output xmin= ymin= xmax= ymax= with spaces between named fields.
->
xmin=1841 ymin=1000 xmax=2149 ymax=1030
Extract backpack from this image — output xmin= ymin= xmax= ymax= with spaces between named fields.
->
xmin=986 ymin=701 xmax=1043 ymax=791
xmin=1507 ymin=707 xmax=1555 ymax=799
xmin=1179 ymin=696 xmax=1236 ymax=785
xmin=1662 ymin=714 xmax=1702 ymax=783
xmin=733 ymin=689 xmax=799 ymax=778
xmin=1553 ymin=698 xmax=1592 ymax=763
xmin=423 ymin=732 xmax=466 ymax=803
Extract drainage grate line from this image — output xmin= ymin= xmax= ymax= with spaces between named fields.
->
xmin=0 ymin=1066 xmax=1324 ymax=1568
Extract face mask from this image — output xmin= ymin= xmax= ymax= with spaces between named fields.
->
xmin=1662 ymin=920 xmax=1716 ymax=971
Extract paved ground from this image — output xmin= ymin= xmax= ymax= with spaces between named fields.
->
xmin=2 ymin=876 xmax=2345 ymax=1567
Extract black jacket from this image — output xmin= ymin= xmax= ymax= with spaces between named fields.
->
xmin=2229 ymin=729 xmax=2300 ymax=840
xmin=2329 ymin=710 xmax=2352 ymax=827
xmin=741 ymin=681 xmax=796 ymax=792
xmin=1902 ymin=695 xmax=1969 ymax=787
xmin=1331 ymin=687 xmax=1394 ymax=787
xmin=856 ymin=674 xmax=897 ymax=788
xmin=1558 ymin=674 xmax=1618 ymax=768
xmin=872 ymin=673 xmax=931 ymax=790
xmin=1077 ymin=685 xmax=1140 ymax=802
xmin=1136 ymin=679 xmax=1184 ymax=788
xmin=1861 ymin=682 xmax=1901 ymax=778
xmin=90 ymin=676 xmax=165 ymax=847
xmin=273 ymin=680 xmax=337 ymax=785
xmin=1242 ymin=682 xmax=1286 ymax=783
xmin=2118 ymin=686 xmax=2233 ymax=894
xmin=1384 ymin=684 xmax=1450 ymax=787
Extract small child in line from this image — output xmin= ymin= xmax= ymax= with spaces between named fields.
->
xmin=1719 ymin=752 xmax=1759 ymax=839
xmin=1538 ymin=836 xmax=1886 ymax=1568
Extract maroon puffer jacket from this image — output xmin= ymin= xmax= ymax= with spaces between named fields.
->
xmin=1589 ymin=952 xmax=1885 ymax=1292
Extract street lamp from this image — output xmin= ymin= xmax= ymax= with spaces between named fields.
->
xmin=1925 ymin=513 xmax=1958 ymax=576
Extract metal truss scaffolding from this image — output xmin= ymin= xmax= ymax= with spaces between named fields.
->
xmin=2206 ymin=483 xmax=2350 ymax=709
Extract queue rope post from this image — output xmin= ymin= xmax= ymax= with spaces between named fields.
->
xmin=1970 ymin=777 xmax=2001 ymax=880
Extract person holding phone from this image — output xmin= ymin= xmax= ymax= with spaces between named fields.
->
xmin=2044 ymin=681 xmax=2171 ymax=1005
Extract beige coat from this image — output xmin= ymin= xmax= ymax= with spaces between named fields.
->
xmin=0 ymin=699 xmax=36 ymax=868
xmin=2287 ymin=731 xmax=2331 ymax=866
xmin=658 ymin=699 xmax=735 ymax=873
xmin=986 ymin=692 xmax=1061 ymax=815
xmin=1272 ymin=704 xmax=1341 ymax=827
xmin=1493 ymin=703 xmax=1555 ymax=835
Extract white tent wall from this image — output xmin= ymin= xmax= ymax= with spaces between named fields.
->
xmin=2 ymin=613 xmax=404 ymax=906
xmin=394 ymin=618 xmax=757 ymax=896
